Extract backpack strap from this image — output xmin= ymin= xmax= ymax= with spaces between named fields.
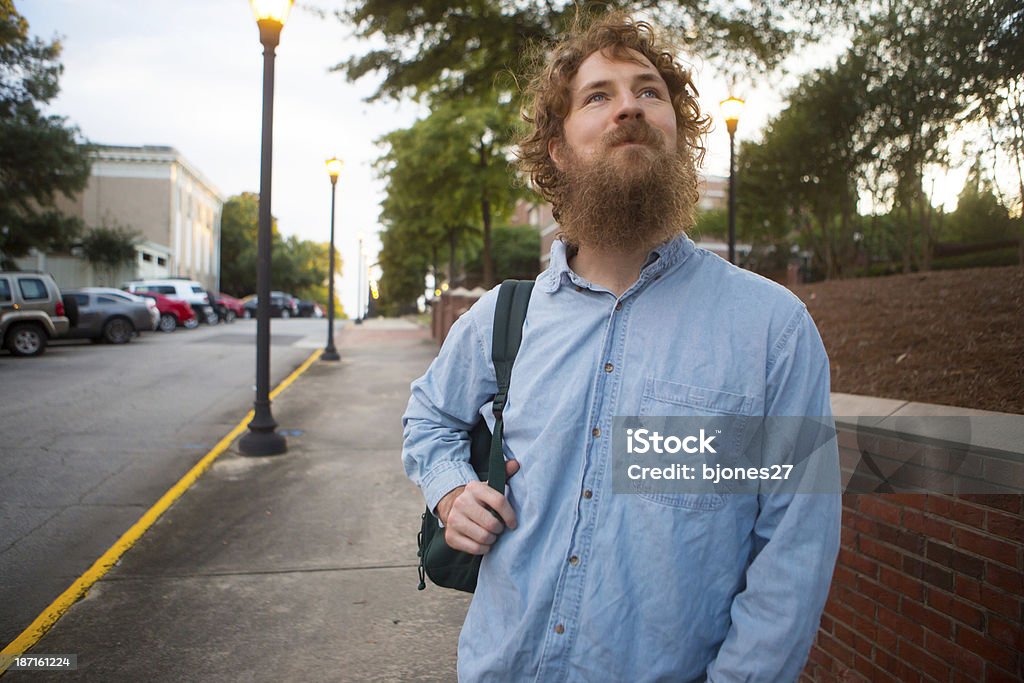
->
xmin=486 ymin=279 xmax=534 ymax=493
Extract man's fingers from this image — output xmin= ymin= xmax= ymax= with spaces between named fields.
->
xmin=443 ymin=528 xmax=491 ymax=555
xmin=506 ymin=459 xmax=520 ymax=479
xmin=472 ymin=485 xmax=517 ymax=530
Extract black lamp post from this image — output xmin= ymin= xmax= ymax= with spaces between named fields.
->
xmin=356 ymin=232 xmax=364 ymax=324
xmin=322 ymin=157 xmax=342 ymax=361
xmin=239 ymin=0 xmax=293 ymax=457
xmin=720 ymin=96 xmax=744 ymax=265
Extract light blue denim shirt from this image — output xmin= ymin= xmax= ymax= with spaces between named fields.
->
xmin=403 ymin=235 xmax=840 ymax=682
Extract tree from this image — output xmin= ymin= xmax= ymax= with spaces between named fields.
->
xmin=736 ymin=0 xmax=1023 ymax=277
xmin=80 ymin=220 xmax=139 ymax=285
xmin=0 ymin=0 xmax=92 ymax=268
xmin=465 ymin=225 xmax=541 ymax=284
xmin=375 ymin=93 xmax=522 ymax=312
xmin=218 ymin=193 xmax=262 ymax=296
xmin=334 ymin=1 xmax=847 ymax=103
xmin=218 ymin=192 xmax=341 ymax=303
xmin=692 ymin=208 xmax=727 ymax=241
xmin=736 ymin=51 xmax=870 ymax=278
xmin=944 ymin=163 xmax=1017 ymax=244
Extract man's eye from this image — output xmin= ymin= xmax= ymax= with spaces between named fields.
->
xmin=585 ymin=93 xmax=607 ymax=104
xmin=640 ymin=88 xmax=660 ymax=98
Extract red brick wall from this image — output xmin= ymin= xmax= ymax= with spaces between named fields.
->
xmin=803 ymin=493 xmax=1023 ymax=682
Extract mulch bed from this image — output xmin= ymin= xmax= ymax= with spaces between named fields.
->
xmin=789 ymin=266 xmax=1024 ymax=415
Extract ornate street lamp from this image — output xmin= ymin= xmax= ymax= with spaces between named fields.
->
xmin=720 ymin=96 xmax=744 ymax=265
xmin=322 ymin=157 xmax=343 ymax=361
xmin=239 ymin=0 xmax=294 ymax=457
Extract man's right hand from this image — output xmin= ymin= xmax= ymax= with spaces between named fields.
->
xmin=435 ymin=459 xmax=520 ymax=555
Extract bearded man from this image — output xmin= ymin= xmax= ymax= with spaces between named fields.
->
xmin=403 ymin=12 xmax=840 ymax=682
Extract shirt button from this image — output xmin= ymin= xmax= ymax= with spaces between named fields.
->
xmin=592 ymin=427 xmax=601 ymax=438
xmin=604 ymin=362 xmax=613 ymax=373
xmin=614 ymin=302 xmax=622 ymax=311
xmin=575 ymin=285 xmax=583 ymax=292
xmin=569 ymin=555 xmax=579 ymax=566
xmin=554 ymin=624 xmax=565 ymax=634
xmin=583 ymin=489 xmax=593 ymax=499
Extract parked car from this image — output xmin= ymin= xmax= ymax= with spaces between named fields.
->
xmin=138 ymin=292 xmax=196 ymax=332
xmin=79 ymin=287 xmax=160 ymax=331
xmin=62 ymin=290 xmax=152 ymax=344
xmin=242 ymin=291 xmax=300 ymax=319
xmin=297 ymin=300 xmax=325 ymax=318
xmin=123 ymin=279 xmax=218 ymax=325
xmin=0 ymin=271 xmax=71 ymax=356
xmin=215 ymin=292 xmax=245 ymax=322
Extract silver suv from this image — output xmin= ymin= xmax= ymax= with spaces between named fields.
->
xmin=0 ymin=271 xmax=71 ymax=356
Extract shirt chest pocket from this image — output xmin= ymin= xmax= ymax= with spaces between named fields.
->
xmin=632 ymin=378 xmax=754 ymax=510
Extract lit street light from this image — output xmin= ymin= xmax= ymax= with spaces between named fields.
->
xmin=322 ymin=157 xmax=342 ymax=361
xmin=239 ymin=0 xmax=294 ymax=457
xmin=720 ymin=95 xmax=744 ymax=265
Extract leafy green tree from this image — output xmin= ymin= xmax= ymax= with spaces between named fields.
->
xmin=335 ymin=1 xmax=848 ymax=103
xmin=692 ymin=208 xmax=727 ymax=242
xmin=375 ymin=93 xmax=522 ymax=312
xmin=80 ymin=220 xmax=139 ymax=285
xmin=736 ymin=50 xmax=870 ymax=278
xmin=0 ymin=0 xmax=92 ymax=268
xmin=218 ymin=192 xmax=341 ymax=302
xmin=944 ymin=164 xmax=1017 ymax=244
xmin=465 ymin=225 xmax=541 ymax=284
xmin=218 ymin=193 xmax=262 ymax=296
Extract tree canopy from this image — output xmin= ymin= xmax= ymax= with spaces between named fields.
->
xmin=219 ymin=192 xmax=343 ymax=312
xmin=334 ymin=0 xmax=852 ymax=103
xmin=0 ymin=0 xmax=92 ymax=268
xmin=375 ymin=93 xmax=522 ymax=312
xmin=736 ymin=0 xmax=1023 ymax=277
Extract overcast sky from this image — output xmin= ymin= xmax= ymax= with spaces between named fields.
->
xmin=21 ymin=1 xmax=806 ymax=312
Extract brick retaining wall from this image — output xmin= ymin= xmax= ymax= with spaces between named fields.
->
xmin=803 ymin=492 xmax=1023 ymax=681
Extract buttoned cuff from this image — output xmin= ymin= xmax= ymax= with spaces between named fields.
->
xmin=420 ymin=459 xmax=479 ymax=519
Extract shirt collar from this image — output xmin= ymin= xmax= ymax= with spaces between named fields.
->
xmin=538 ymin=234 xmax=695 ymax=294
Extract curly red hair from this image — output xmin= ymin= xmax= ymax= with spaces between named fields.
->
xmin=516 ymin=12 xmax=709 ymax=208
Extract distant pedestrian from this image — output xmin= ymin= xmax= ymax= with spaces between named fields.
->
xmin=403 ymin=11 xmax=840 ymax=682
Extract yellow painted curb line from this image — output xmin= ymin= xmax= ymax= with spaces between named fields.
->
xmin=0 ymin=347 xmax=325 ymax=673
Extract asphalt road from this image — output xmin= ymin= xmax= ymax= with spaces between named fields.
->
xmin=0 ymin=317 xmax=338 ymax=647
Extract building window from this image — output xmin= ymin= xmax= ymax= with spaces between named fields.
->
xmin=157 ymin=257 xmax=167 ymax=266
xmin=142 ymin=253 xmax=153 ymax=262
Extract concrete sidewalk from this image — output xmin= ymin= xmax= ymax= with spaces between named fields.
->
xmin=8 ymin=319 xmax=470 ymax=681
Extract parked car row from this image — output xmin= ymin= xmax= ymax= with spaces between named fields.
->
xmin=239 ymin=292 xmax=322 ymax=319
xmin=0 ymin=273 xmax=273 ymax=357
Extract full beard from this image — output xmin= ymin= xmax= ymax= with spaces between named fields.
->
xmin=554 ymin=122 xmax=699 ymax=252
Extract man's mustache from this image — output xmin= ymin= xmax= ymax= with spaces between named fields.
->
xmin=602 ymin=120 xmax=665 ymax=149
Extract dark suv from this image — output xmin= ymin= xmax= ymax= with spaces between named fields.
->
xmin=0 ymin=271 xmax=71 ymax=356
xmin=242 ymin=291 xmax=299 ymax=319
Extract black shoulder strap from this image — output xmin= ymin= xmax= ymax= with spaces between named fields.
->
xmin=486 ymin=279 xmax=534 ymax=492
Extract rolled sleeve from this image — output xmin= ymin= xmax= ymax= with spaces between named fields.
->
xmin=402 ymin=291 xmax=499 ymax=515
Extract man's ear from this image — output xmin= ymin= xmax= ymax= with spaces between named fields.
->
xmin=548 ymin=138 xmax=564 ymax=170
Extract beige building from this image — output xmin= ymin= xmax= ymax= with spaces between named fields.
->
xmin=23 ymin=145 xmax=224 ymax=290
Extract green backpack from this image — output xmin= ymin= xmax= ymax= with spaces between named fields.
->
xmin=417 ymin=279 xmax=534 ymax=592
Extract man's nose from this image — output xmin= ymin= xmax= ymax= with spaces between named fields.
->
xmin=615 ymin=97 xmax=644 ymax=122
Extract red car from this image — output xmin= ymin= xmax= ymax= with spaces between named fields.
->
xmin=138 ymin=291 xmax=197 ymax=332
xmin=215 ymin=292 xmax=245 ymax=322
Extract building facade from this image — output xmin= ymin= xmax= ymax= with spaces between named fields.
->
xmin=23 ymin=145 xmax=224 ymax=290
